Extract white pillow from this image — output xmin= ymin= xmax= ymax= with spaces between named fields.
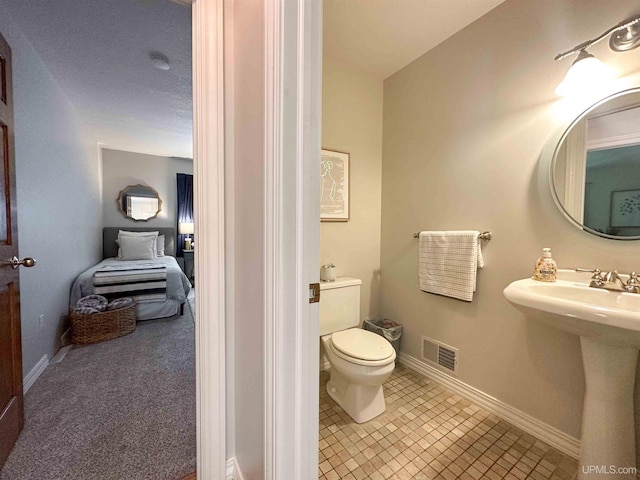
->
xmin=118 ymin=235 xmax=157 ymax=261
xmin=156 ymin=235 xmax=165 ymax=257
xmin=117 ymin=231 xmax=158 ymax=259
xmin=118 ymin=230 xmax=159 ymax=238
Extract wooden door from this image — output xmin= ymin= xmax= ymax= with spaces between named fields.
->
xmin=0 ymin=30 xmax=24 ymax=469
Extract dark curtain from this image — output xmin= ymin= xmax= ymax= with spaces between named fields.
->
xmin=176 ymin=173 xmax=194 ymax=258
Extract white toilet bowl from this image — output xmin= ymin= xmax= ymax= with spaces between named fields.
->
xmin=322 ymin=328 xmax=396 ymax=423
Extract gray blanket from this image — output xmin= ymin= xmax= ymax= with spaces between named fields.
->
xmin=70 ymin=256 xmax=191 ymax=308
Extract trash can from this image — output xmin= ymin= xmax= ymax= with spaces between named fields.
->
xmin=363 ymin=317 xmax=402 ymax=363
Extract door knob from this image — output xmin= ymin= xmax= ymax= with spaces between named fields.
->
xmin=7 ymin=256 xmax=36 ymax=269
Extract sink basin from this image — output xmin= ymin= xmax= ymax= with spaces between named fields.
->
xmin=503 ymin=270 xmax=640 ymax=346
xmin=504 ymin=269 xmax=639 ymax=476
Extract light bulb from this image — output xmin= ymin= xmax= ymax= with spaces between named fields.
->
xmin=555 ymin=50 xmax=614 ymax=97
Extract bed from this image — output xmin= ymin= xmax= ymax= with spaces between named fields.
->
xmin=70 ymin=227 xmax=192 ymax=320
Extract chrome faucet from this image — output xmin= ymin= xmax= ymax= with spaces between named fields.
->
xmin=575 ymin=268 xmax=640 ymax=294
xmin=603 ymin=270 xmax=625 ymax=290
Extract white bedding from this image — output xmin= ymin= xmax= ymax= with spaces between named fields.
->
xmin=70 ymin=256 xmax=191 ymax=320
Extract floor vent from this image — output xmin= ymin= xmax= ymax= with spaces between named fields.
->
xmin=422 ymin=336 xmax=458 ymax=375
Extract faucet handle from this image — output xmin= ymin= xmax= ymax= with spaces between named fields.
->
xmin=625 ymin=272 xmax=640 ymax=294
xmin=576 ymin=268 xmax=605 ymax=287
xmin=576 ymin=267 xmax=603 ymax=279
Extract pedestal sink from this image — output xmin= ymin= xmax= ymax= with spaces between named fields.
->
xmin=504 ymin=270 xmax=640 ymax=478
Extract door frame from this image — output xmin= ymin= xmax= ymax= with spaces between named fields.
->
xmin=192 ymin=0 xmax=227 ymax=477
xmin=263 ymin=0 xmax=322 ymax=478
xmin=193 ymin=0 xmax=323 ymax=477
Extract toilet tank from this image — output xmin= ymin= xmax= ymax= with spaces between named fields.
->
xmin=319 ymin=277 xmax=362 ymax=336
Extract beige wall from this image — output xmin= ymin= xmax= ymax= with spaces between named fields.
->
xmin=322 ymin=55 xmax=383 ymax=322
xmin=381 ymin=0 xmax=640 ymax=445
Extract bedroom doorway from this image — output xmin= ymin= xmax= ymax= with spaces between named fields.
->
xmin=0 ymin=0 xmax=228 ymax=478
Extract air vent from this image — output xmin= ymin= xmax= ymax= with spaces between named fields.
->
xmin=421 ymin=336 xmax=458 ymax=374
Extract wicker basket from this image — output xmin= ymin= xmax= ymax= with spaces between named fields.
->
xmin=70 ymin=302 xmax=136 ymax=345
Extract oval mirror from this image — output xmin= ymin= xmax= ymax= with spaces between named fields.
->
xmin=549 ymin=88 xmax=640 ymax=240
xmin=116 ymin=184 xmax=162 ymax=221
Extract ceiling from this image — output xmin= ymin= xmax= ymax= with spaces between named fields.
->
xmin=4 ymin=0 xmax=192 ymax=158
xmin=3 ymin=0 xmax=505 ymax=159
xmin=323 ymin=0 xmax=506 ymax=80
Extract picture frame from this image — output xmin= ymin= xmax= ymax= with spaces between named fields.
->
xmin=610 ymin=189 xmax=640 ymax=227
xmin=320 ymin=148 xmax=350 ymax=221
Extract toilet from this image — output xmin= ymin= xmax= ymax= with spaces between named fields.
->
xmin=320 ymin=277 xmax=396 ymax=423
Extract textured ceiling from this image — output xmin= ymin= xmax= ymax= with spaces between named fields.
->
xmin=324 ymin=0 xmax=506 ymax=80
xmin=4 ymin=0 xmax=192 ymax=158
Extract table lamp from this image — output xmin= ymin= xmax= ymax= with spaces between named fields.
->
xmin=179 ymin=222 xmax=195 ymax=250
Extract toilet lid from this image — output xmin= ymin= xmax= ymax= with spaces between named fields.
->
xmin=331 ymin=328 xmax=394 ymax=361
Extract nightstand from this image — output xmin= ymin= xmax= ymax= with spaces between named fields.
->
xmin=183 ymin=249 xmax=194 ymax=284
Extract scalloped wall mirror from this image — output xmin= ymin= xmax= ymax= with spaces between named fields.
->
xmin=116 ymin=184 xmax=162 ymax=221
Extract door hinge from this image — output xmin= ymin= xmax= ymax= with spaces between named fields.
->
xmin=309 ymin=283 xmax=320 ymax=303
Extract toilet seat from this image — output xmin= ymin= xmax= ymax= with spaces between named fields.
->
xmin=329 ymin=328 xmax=395 ymax=366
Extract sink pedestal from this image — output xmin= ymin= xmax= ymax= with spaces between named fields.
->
xmin=503 ymin=272 xmax=640 ymax=476
xmin=579 ymin=337 xmax=637 ymax=479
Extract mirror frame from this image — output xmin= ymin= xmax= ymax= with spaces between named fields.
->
xmin=540 ymin=87 xmax=640 ymax=241
xmin=116 ymin=184 xmax=162 ymax=222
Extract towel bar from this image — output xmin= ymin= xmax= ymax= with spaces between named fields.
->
xmin=413 ymin=231 xmax=492 ymax=241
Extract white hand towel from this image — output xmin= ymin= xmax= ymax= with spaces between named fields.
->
xmin=418 ymin=230 xmax=484 ymax=302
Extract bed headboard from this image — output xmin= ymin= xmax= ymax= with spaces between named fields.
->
xmin=103 ymin=227 xmax=176 ymax=259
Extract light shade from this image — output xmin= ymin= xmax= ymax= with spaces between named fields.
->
xmin=179 ymin=222 xmax=194 ymax=235
xmin=555 ymin=50 xmax=614 ymax=97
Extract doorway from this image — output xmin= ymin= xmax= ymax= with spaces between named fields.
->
xmin=0 ymin=0 xmax=227 ymax=478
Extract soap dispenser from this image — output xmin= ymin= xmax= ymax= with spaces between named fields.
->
xmin=533 ymin=248 xmax=557 ymax=282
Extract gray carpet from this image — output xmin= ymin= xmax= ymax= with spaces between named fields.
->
xmin=1 ymin=304 xmax=195 ymax=480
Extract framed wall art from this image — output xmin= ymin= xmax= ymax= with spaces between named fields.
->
xmin=320 ymin=148 xmax=350 ymax=221
xmin=611 ymin=189 xmax=640 ymax=227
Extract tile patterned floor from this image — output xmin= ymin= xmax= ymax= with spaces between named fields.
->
xmin=319 ymin=365 xmax=578 ymax=480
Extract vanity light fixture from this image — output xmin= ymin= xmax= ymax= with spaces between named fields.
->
xmin=554 ymin=14 xmax=640 ymax=96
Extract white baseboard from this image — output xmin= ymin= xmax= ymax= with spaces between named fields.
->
xmin=51 ymin=346 xmax=72 ymax=364
xmin=320 ymin=356 xmax=330 ymax=372
xmin=226 ymin=457 xmax=244 ymax=480
xmin=60 ymin=327 xmax=70 ymax=347
xmin=23 ymin=354 xmax=49 ymax=393
xmin=398 ymin=352 xmax=580 ymax=459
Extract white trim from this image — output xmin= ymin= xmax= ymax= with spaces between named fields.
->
xmin=264 ymin=0 xmax=322 ymax=478
xmin=563 ymin=119 xmax=586 ymax=223
xmin=398 ymin=352 xmax=580 ymax=459
xmin=296 ymin=1 xmax=323 ymax=477
xmin=23 ymin=354 xmax=49 ymax=393
xmin=263 ymin=0 xmax=282 ymax=476
xmin=226 ymin=457 xmax=245 ymax=480
xmin=59 ymin=327 xmax=70 ymax=348
xmin=192 ymin=0 xmax=226 ymax=478
xmin=586 ymin=131 xmax=640 ymax=150
xmin=223 ymin=0 xmax=236 ymax=461
xmin=50 ymin=345 xmax=71 ymax=365
xmin=320 ymin=355 xmax=330 ymax=372
xmin=225 ymin=458 xmax=233 ymax=480
xmin=297 ymin=2 xmax=323 ymax=477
